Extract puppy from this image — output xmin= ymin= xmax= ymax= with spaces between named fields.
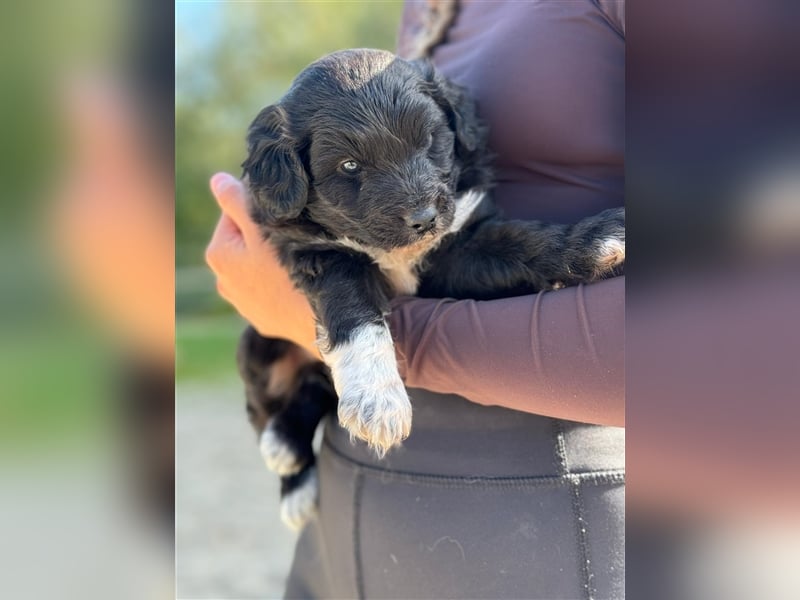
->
xmin=237 ymin=49 xmax=624 ymax=529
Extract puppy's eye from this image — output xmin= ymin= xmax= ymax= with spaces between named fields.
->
xmin=339 ymin=160 xmax=360 ymax=174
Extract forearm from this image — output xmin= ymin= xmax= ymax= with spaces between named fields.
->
xmin=389 ymin=276 xmax=625 ymax=426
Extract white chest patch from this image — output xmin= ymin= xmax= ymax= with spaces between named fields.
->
xmin=336 ymin=191 xmax=485 ymax=296
xmin=372 ymin=248 xmax=425 ymax=295
xmin=337 ymin=238 xmax=431 ymax=295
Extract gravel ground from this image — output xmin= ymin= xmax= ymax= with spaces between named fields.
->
xmin=176 ymin=381 xmax=297 ymax=599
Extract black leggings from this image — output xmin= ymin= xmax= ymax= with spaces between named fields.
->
xmin=284 ymin=389 xmax=624 ymax=600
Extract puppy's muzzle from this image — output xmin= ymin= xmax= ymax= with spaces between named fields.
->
xmin=404 ymin=205 xmax=438 ymax=234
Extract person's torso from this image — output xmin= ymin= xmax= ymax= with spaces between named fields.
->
xmin=412 ymin=0 xmax=625 ymax=222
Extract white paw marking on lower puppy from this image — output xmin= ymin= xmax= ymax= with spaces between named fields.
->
xmin=595 ymin=237 xmax=625 ymax=274
xmin=259 ymin=423 xmax=303 ymax=476
xmin=280 ymin=467 xmax=319 ymax=531
xmin=322 ymin=323 xmax=412 ymax=457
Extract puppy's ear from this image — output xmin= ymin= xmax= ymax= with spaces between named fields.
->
xmin=241 ymin=105 xmax=308 ymax=224
xmin=414 ymin=59 xmax=486 ymax=155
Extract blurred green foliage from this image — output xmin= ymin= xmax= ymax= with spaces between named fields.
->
xmin=0 ymin=1 xmax=137 ymax=447
xmin=176 ymin=313 xmax=246 ymax=382
xmin=0 ymin=1 xmax=124 ymax=218
xmin=0 ymin=321 xmax=112 ymax=451
xmin=176 ymin=1 xmax=404 ymax=318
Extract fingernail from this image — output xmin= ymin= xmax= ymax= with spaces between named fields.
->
xmin=210 ymin=173 xmax=233 ymax=195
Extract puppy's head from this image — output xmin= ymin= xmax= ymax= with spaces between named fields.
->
xmin=242 ymin=49 xmax=490 ymax=250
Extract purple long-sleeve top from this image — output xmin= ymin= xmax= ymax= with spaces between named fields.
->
xmin=389 ymin=0 xmax=625 ymax=426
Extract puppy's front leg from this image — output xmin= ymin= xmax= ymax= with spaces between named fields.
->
xmin=292 ymin=249 xmax=411 ymax=457
xmin=322 ymin=322 xmax=411 ymax=457
xmin=422 ymin=207 xmax=624 ymax=299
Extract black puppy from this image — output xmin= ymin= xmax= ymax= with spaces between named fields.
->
xmin=237 ymin=49 xmax=624 ymax=529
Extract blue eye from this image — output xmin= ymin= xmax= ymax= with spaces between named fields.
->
xmin=340 ymin=160 xmax=360 ymax=173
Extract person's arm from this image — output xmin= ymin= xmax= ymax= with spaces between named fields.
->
xmin=389 ymin=276 xmax=625 ymax=426
xmin=206 ymin=173 xmax=624 ymax=427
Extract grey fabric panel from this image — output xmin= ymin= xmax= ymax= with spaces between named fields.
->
xmin=578 ymin=482 xmax=626 ymax=600
xmin=356 ymin=468 xmax=583 ymax=599
xmin=562 ymin=423 xmax=626 ymax=473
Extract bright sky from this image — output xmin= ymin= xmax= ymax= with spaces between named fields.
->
xmin=175 ymin=1 xmax=222 ymax=69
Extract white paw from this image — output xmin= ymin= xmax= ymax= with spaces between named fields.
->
xmin=322 ymin=323 xmax=412 ymax=457
xmin=337 ymin=373 xmax=412 ymax=458
xmin=280 ymin=467 xmax=318 ymax=531
xmin=594 ymin=236 xmax=625 ymax=275
xmin=259 ymin=424 xmax=303 ymax=476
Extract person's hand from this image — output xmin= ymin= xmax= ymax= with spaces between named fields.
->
xmin=205 ymin=172 xmax=321 ymax=359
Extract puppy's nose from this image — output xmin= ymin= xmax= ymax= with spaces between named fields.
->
xmin=405 ymin=206 xmax=438 ymax=232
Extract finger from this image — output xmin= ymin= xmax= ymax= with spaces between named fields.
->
xmin=210 ymin=172 xmax=259 ymax=241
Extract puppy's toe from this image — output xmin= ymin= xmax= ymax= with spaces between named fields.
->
xmin=338 ymin=376 xmax=412 ymax=458
xmin=260 ymin=424 xmax=304 ymax=476
xmin=594 ymin=236 xmax=625 ymax=274
xmin=280 ymin=467 xmax=319 ymax=531
xmin=591 ymin=208 xmax=625 ymax=277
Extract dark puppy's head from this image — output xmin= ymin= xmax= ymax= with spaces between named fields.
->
xmin=242 ymin=49 xmax=490 ymax=250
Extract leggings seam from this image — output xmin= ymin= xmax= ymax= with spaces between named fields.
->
xmin=553 ymin=419 xmax=571 ymax=475
xmin=571 ymin=478 xmax=596 ymax=600
xmin=352 ymin=468 xmax=365 ymax=600
xmin=556 ymin=421 xmax=595 ymax=599
xmin=324 ymin=439 xmax=624 ymax=488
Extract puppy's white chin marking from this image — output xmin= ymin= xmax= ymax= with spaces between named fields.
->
xmin=322 ymin=323 xmax=412 ymax=457
xmin=280 ymin=467 xmax=319 ymax=531
xmin=595 ymin=237 xmax=625 ymax=275
xmin=259 ymin=423 xmax=303 ymax=476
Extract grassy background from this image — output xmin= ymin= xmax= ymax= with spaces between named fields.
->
xmin=177 ymin=314 xmax=245 ymax=382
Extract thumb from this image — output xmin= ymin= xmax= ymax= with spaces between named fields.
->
xmin=210 ymin=172 xmax=260 ymax=243
xmin=205 ymin=213 xmax=245 ymax=274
